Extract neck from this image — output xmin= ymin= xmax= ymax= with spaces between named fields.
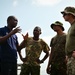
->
xmin=7 ymin=25 xmax=13 ymax=31
xmin=57 ymin=30 xmax=64 ymax=35
xmin=68 ymin=18 xmax=75 ymax=25
xmin=33 ymin=37 xmax=39 ymax=41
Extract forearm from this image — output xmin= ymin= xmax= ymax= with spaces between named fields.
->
xmin=0 ymin=31 xmax=14 ymax=43
xmin=47 ymin=48 xmax=54 ymax=66
xmin=18 ymin=51 xmax=23 ymax=60
xmin=0 ymin=27 xmax=21 ymax=44
xmin=46 ymin=56 xmax=51 ymax=74
xmin=41 ymin=52 xmax=49 ymax=63
xmin=47 ymin=56 xmax=51 ymax=67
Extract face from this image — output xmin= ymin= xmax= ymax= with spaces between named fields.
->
xmin=53 ymin=25 xmax=62 ymax=31
xmin=62 ymin=13 xmax=70 ymax=21
xmin=33 ymin=27 xmax=41 ymax=37
xmin=7 ymin=16 xmax=18 ymax=28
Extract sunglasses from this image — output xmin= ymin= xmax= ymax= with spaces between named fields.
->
xmin=63 ymin=13 xmax=68 ymax=16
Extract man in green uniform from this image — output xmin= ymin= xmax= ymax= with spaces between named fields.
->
xmin=46 ymin=21 xmax=67 ymax=75
xmin=18 ymin=26 xmax=50 ymax=75
xmin=61 ymin=6 xmax=75 ymax=75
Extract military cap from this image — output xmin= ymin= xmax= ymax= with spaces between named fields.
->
xmin=61 ymin=6 xmax=75 ymax=16
xmin=50 ymin=21 xmax=64 ymax=31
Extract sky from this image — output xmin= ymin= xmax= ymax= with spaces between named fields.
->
xmin=0 ymin=0 xmax=75 ymax=75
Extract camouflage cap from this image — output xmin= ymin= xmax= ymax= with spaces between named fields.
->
xmin=50 ymin=21 xmax=64 ymax=31
xmin=61 ymin=6 xmax=75 ymax=16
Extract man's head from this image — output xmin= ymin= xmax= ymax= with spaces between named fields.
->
xmin=7 ymin=16 xmax=18 ymax=28
xmin=33 ymin=26 xmax=41 ymax=37
xmin=50 ymin=21 xmax=64 ymax=31
xmin=61 ymin=6 xmax=75 ymax=17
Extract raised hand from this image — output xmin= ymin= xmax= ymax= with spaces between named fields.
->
xmin=22 ymin=32 xmax=28 ymax=40
xmin=11 ymin=26 xmax=22 ymax=35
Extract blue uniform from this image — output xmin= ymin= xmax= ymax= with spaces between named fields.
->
xmin=0 ymin=26 xmax=18 ymax=75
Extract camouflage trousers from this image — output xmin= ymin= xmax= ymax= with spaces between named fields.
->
xmin=67 ymin=57 xmax=75 ymax=75
xmin=20 ymin=64 xmax=40 ymax=75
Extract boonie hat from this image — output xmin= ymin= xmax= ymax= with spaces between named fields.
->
xmin=61 ymin=6 xmax=75 ymax=16
xmin=50 ymin=21 xmax=64 ymax=31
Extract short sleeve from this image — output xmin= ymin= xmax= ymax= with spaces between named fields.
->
xmin=41 ymin=39 xmax=50 ymax=52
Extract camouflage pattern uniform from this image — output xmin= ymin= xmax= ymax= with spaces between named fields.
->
xmin=61 ymin=6 xmax=75 ymax=75
xmin=20 ymin=37 xmax=50 ymax=75
xmin=66 ymin=21 xmax=75 ymax=75
xmin=50 ymin=34 xmax=67 ymax=75
xmin=67 ymin=57 xmax=75 ymax=75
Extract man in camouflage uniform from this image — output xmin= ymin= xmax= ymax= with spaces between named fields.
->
xmin=18 ymin=26 xmax=50 ymax=75
xmin=46 ymin=21 xmax=67 ymax=75
xmin=61 ymin=6 xmax=75 ymax=75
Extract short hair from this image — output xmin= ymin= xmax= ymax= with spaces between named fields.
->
xmin=7 ymin=16 xmax=18 ymax=23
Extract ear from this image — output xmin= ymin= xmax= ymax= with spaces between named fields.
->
xmin=40 ymin=32 xmax=42 ymax=34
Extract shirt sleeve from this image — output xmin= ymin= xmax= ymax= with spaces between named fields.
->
xmin=41 ymin=39 xmax=50 ymax=52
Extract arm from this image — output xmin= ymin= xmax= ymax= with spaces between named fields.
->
xmin=18 ymin=33 xmax=28 ymax=62
xmin=40 ymin=50 xmax=49 ymax=63
xmin=18 ymin=50 xmax=27 ymax=63
xmin=36 ymin=50 xmax=49 ymax=64
xmin=37 ymin=40 xmax=50 ymax=63
xmin=18 ymin=40 xmax=26 ymax=62
xmin=46 ymin=47 xmax=53 ymax=74
xmin=0 ymin=27 xmax=21 ymax=44
xmin=18 ymin=32 xmax=28 ymax=52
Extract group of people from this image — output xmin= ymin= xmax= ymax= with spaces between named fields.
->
xmin=0 ymin=6 xmax=75 ymax=75
xmin=46 ymin=6 xmax=75 ymax=75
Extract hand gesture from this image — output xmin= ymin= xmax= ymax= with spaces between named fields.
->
xmin=22 ymin=32 xmax=28 ymax=40
xmin=11 ymin=26 xmax=22 ymax=34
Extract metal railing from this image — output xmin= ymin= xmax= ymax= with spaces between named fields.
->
xmin=17 ymin=64 xmax=22 ymax=75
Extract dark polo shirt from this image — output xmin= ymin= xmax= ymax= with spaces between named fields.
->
xmin=0 ymin=26 xmax=18 ymax=62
